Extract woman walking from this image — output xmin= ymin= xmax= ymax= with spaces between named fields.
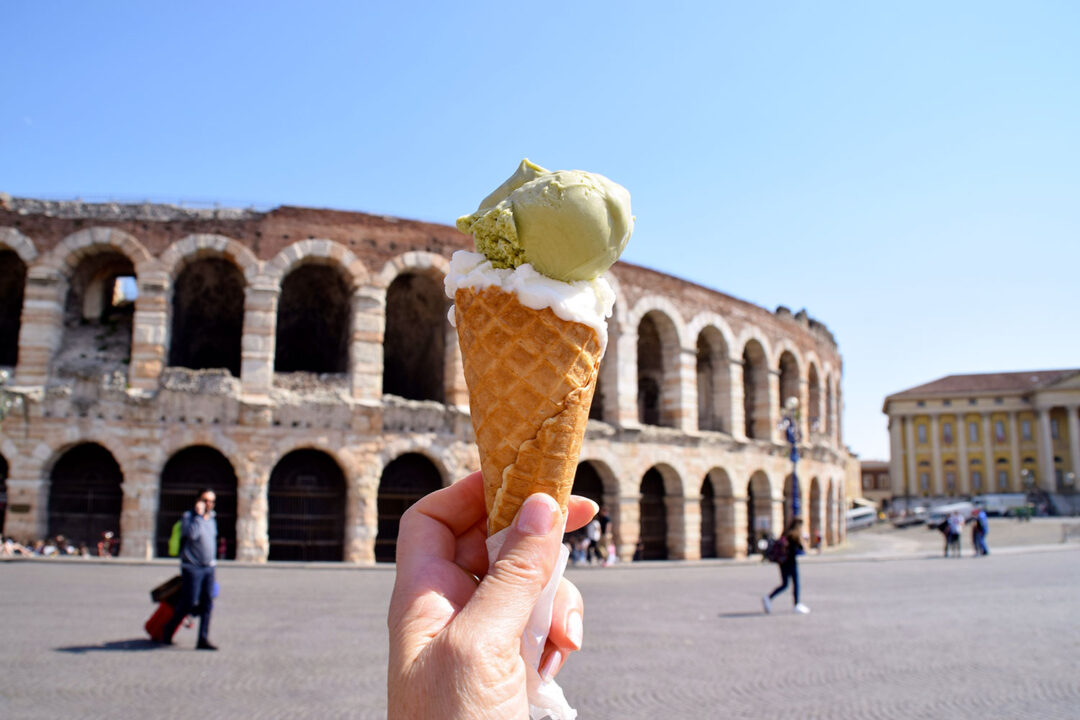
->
xmin=763 ymin=518 xmax=810 ymax=615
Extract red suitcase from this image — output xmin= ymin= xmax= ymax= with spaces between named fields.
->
xmin=145 ymin=602 xmax=179 ymax=642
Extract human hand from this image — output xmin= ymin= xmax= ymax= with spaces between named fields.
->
xmin=387 ymin=471 xmax=597 ymax=719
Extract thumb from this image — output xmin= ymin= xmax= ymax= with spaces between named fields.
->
xmin=454 ymin=493 xmax=565 ymax=649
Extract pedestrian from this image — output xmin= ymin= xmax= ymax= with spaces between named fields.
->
xmin=946 ymin=511 xmax=963 ymax=558
xmin=158 ymin=488 xmax=219 ymax=650
xmin=762 ymin=518 xmax=810 ymax=615
xmin=585 ymin=516 xmax=602 ymax=564
xmin=972 ymin=508 xmax=990 ymax=556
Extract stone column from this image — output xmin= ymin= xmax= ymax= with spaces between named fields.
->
xmin=982 ymin=414 xmax=995 ymax=492
xmin=443 ymin=322 xmax=468 ymax=409
xmin=1067 ymin=406 xmax=1080 ymax=479
xmin=668 ymin=494 xmax=698 ymax=560
xmin=767 ymin=369 xmax=781 ymax=444
xmin=905 ymin=417 xmax=919 ymax=496
xmin=674 ymin=346 xmax=698 ymax=433
xmin=350 ymin=286 xmax=385 ymax=403
xmin=240 ymin=281 xmax=279 ymax=398
xmin=614 ymin=323 xmax=639 ymax=427
xmin=956 ymin=414 xmax=969 ymax=494
xmin=1036 ymin=409 xmax=1054 ymax=491
xmin=344 ymin=475 xmax=377 ymax=565
xmin=728 ymin=359 xmax=746 ymax=441
xmin=615 ymin=494 xmax=640 ymax=562
xmin=119 ymin=467 xmax=158 ymax=560
xmin=235 ymin=465 xmax=269 ymax=563
xmin=13 ymin=266 xmax=64 ymax=386
xmin=889 ymin=416 xmax=905 ymax=499
xmin=1009 ymin=412 xmax=1021 ymax=492
xmin=129 ymin=269 xmax=168 ymax=391
xmin=2 ymin=460 xmax=48 ymax=542
xmin=717 ymin=493 xmax=742 ymax=558
xmin=929 ymin=415 xmax=943 ymax=495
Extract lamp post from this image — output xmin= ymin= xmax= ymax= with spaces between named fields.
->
xmin=779 ymin=396 xmax=802 ymax=520
xmin=1021 ymin=468 xmax=1036 ymax=521
xmin=1065 ymin=472 xmax=1077 ymax=516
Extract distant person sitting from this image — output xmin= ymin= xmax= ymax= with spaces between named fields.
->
xmin=158 ymin=488 xmax=219 ymax=650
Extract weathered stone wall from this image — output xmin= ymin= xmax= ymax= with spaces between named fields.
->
xmin=0 ymin=197 xmax=851 ymax=562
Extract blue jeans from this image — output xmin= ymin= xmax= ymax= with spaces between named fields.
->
xmin=769 ymin=560 xmax=800 ymax=605
xmin=163 ymin=565 xmax=215 ymax=643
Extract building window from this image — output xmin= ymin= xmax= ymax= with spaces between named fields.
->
xmin=998 ymin=470 xmax=1008 ymax=490
xmin=969 ymin=422 xmax=978 ymax=444
xmin=943 ymin=399 xmax=952 ymax=407
xmin=994 ymin=397 xmax=1004 ymax=405
xmin=945 ymin=471 xmax=956 ymax=493
xmin=862 ymin=474 xmax=872 ymax=490
xmin=1022 ymin=420 xmax=1032 ymax=441
xmin=917 ymin=425 xmax=927 ymax=444
xmin=917 ymin=401 xmax=925 ymax=407
xmin=943 ymin=422 xmax=954 ymax=445
xmin=880 ymin=473 xmax=890 ymax=489
xmin=971 ymin=470 xmax=982 ymax=492
xmin=1051 ymin=419 xmax=1060 ymax=440
xmin=968 ymin=398 xmax=977 ymax=406
xmin=919 ymin=473 xmax=929 ymax=492
xmin=994 ymin=420 xmax=1005 ymax=444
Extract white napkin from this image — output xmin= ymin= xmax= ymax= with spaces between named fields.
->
xmin=485 ymin=526 xmax=577 ymax=720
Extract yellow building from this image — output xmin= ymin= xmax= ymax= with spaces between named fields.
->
xmin=883 ymin=370 xmax=1080 ymax=505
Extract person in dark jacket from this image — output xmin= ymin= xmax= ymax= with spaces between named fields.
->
xmin=762 ymin=518 xmax=810 ymax=615
xmin=159 ymin=488 xmax=219 ymax=650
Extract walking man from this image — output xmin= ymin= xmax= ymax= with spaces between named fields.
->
xmin=160 ymin=488 xmax=219 ymax=650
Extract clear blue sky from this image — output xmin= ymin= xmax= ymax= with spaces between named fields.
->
xmin=4 ymin=1 xmax=1078 ymax=461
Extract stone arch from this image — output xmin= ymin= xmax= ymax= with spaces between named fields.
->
xmin=159 ymin=234 xmax=261 ymax=287
xmin=636 ymin=463 xmax=684 ymax=561
xmin=0 ymin=249 xmax=27 ymax=366
xmin=636 ymin=308 xmax=682 ymax=428
xmin=44 ymin=227 xmax=153 ymax=279
xmin=809 ymin=477 xmax=823 ymax=549
xmin=699 ymin=474 xmax=717 ymax=558
xmin=168 ymin=256 xmax=246 ymax=377
xmin=777 ymin=349 xmax=801 ymax=421
xmin=807 ymin=361 xmax=823 ymax=436
xmin=47 ymin=442 xmax=124 ymax=551
xmin=705 ymin=467 xmax=739 ymax=558
xmin=274 ymin=260 xmax=352 ymax=374
xmin=826 ymin=477 xmax=838 ymax=545
xmin=741 ymin=338 xmax=771 ymax=440
xmin=264 ymin=239 xmax=368 ymax=290
xmin=267 ymin=448 xmax=347 ymax=561
xmin=0 ymin=227 xmax=39 ymax=264
xmin=695 ymin=323 xmax=733 ymax=433
xmin=375 ymin=452 xmax=444 ymax=563
xmin=746 ymin=470 xmax=774 ymax=553
xmin=380 ymin=253 xmax=453 ymax=403
xmin=156 ymin=445 xmax=238 ymax=559
xmin=825 ymin=373 xmax=836 ymax=441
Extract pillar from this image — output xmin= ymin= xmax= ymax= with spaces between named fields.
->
xmin=240 ymin=282 xmax=279 ymax=398
xmin=129 ymin=269 xmax=168 ymax=391
xmin=1036 ymin=409 xmax=1054 ymax=492
xmin=929 ymin=415 xmax=943 ymax=495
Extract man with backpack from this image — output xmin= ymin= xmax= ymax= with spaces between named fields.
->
xmin=762 ymin=518 xmax=809 ymax=615
xmin=158 ymin=488 xmax=219 ymax=650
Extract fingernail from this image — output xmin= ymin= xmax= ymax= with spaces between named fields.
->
xmin=566 ymin=609 xmax=583 ymax=650
xmin=516 ymin=494 xmax=558 ymax=536
xmin=539 ymin=649 xmax=562 ymax=683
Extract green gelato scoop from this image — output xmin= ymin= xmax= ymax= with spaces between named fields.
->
xmin=456 ymin=159 xmax=633 ymax=282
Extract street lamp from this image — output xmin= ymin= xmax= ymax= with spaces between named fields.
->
xmin=779 ymin=396 xmax=802 ymax=519
xmin=1065 ymin=472 xmax=1077 ymax=516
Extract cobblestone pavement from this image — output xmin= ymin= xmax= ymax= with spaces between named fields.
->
xmin=2 ymin=544 xmax=1078 ymax=719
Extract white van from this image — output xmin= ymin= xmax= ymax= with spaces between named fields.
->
xmin=972 ymin=493 xmax=1027 ymax=516
xmin=845 ymin=506 xmax=877 ymax=530
xmin=925 ymin=502 xmax=973 ymax=528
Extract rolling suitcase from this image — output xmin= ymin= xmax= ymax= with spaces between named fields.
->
xmin=145 ymin=601 xmax=179 ymax=642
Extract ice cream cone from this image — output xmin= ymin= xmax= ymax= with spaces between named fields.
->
xmin=454 ymin=285 xmax=602 ymax=535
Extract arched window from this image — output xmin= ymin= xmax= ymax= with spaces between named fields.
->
xmin=268 ymin=450 xmax=346 ymax=561
xmin=746 ymin=471 xmax=772 ymax=553
xmin=275 ymin=264 xmax=350 ymax=374
xmin=742 ymin=341 xmax=769 ymax=439
xmin=700 ymin=476 xmax=716 ymax=559
xmin=638 ymin=311 xmax=678 ymax=428
xmin=571 ymin=462 xmax=606 ymax=507
xmin=156 ymin=446 xmax=238 ymax=559
xmin=0 ymin=250 xmax=26 ymax=367
xmin=376 ymin=453 xmax=442 ymax=563
xmin=383 ymin=273 xmax=447 ymax=402
xmin=48 ymin=443 xmax=123 ymax=550
xmin=697 ymin=328 xmax=730 ymax=433
xmin=778 ymin=351 xmax=799 ymax=421
xmin=807 ymin=365 xmax=821 ymax=435
xmin=169 ymin=258 xmax=244 ymax=376
xmin=56 ymin=251 xmax=136 ymax=375
xmin=638 ymin=469 xmax=667 ymax=560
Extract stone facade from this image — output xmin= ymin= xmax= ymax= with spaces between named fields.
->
xmin=0 ymin=197 xmax=852 ymax=562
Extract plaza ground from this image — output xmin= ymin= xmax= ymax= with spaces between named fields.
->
xmin=1 ymin=519 xmax=1078 ymax=719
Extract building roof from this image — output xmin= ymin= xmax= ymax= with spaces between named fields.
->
xmin=885 ymin=369 xmax=1080 ymax=403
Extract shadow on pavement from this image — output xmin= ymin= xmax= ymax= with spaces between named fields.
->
xmin=716 ymin=611 xmax=767 ymax=619
xmin=55 ymin=638 xmax=162 ymax=654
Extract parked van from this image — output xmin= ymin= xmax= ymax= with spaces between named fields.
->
xmin=972 ymin=493 xmax=1027 ymax=516
xmin=925 ymin=502 xmax=973 ymax=528
xmin=845 ymin=506 xmax=877 ymax=531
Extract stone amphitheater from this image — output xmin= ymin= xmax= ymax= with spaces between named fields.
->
xmin=0 ymin=196 xmax=854 ymax=563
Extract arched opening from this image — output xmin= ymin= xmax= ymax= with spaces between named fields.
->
xmin=169 ymin=258 xmax=244 ymax=376
xmin=383 ymin=272 xmax=447 ymax=402
xmin=571 ymin=462 xmax=606 ymax=507
xmin=697 ymin=327 xmax=731 ymax=433
xmin=826 ymin=479 xmax=838 ymax=545
xmin=0 ymin=250 xmax=26 ymax=367
xmin=156 ymin=446 xmax=238 ymax=559
xmin=808 ymin=364 xmax=822 ymax=435
xmin=742 ymin=340 xmax=769 ymax=440
xmin=0 ymin=453 xmax=8 ymax=536
xmin=809 ymin=478 xmax=822 ymax=549
xmin=376 ymin=453 xmax=443 ymax=563
xmin=268 ymin=449 xmax=346 ymax=561
xmin=783 ymin=474 xmax=798 ymax=529
xmin=708 ymin=468 xmax=737 ymax=558
xmin=700 ymin=476 xmax=716 ymax=558
xmin=48 ymin=443 xmax=123 ymax=551
xmin=825 ymin=379 xmax=835 ymax=439
xmin=638 ymin=468 xmax=667 ymax=560
xmin=637 ymin=314 xmax=663 ymax=426
xmin=778 ymin=351 xmax=799 ymax=420
xmin=746 ymin=471 xmax=772 ymax=553
xmin=275 ymin=264 xmax=350 ymax=374
xmin=55 ymin=251 xmax=136 ymax=375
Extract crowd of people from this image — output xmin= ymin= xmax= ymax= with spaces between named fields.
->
xmin=1 ymin=531 xmax=119 ymax=558
xmin=563 ymin=506 xmax=616 ymax=566
xmin=938 ymin=508 xmax=990 ymax=557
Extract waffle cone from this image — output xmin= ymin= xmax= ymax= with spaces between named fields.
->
xmin=454 ymin=285 xmax=602 ymax=535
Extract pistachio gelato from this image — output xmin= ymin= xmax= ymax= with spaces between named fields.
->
xmin=456 ymin=159 xmax=633 ymax=282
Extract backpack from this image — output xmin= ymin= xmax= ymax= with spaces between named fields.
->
xmin=765 ymin=535 xmax=788 ymax=564
xmin=168 ymin=520 xmax=182 ymax=557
